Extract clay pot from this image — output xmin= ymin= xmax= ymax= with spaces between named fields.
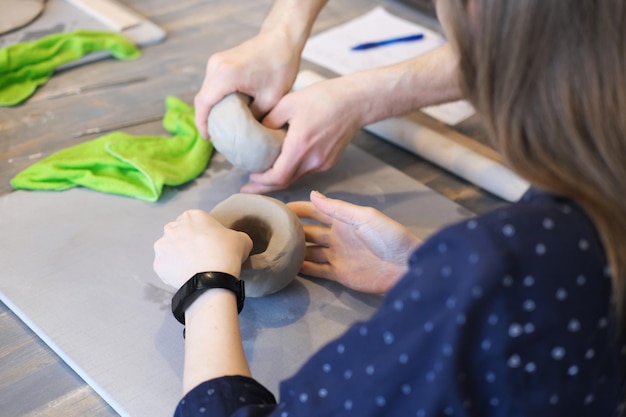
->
xmin=210 ymin=193 xmax=305 ymax=297
xmin=207 ymin=93 xmax=286 ymax=172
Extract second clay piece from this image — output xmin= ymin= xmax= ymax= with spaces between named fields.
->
xmin=207 ymin=93 xmax=286 ymax=172
xmin=210 ymin=193 xmax=305 ymax=297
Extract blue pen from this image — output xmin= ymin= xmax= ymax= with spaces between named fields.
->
xmin=351 ymin=33 xmax=424 ymax=51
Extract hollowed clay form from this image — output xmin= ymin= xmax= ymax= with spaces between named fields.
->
xmin=210 ymin=193 xmax=305 ymax=297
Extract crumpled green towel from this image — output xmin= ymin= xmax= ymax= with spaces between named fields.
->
xmin=0 ymin=30 xmax=140 ymax=106
xmin=10 ymin=97 xmax=213 ymax=202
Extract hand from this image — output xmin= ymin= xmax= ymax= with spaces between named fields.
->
xmin=241 ymin=78 xmax=364 ymax=193
xmin=287 ymin=191 xmax=422 ymax=294
xmin=153 ymin=209 xmax=253 ymax=289
xmin=194 ymin=31 xmax=301 ymax=139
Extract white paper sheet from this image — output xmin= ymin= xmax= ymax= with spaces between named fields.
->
xmin=302 ymin=6 xmax=475 ymax=125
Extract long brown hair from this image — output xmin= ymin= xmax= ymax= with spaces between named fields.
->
xmin=444 ymin=0 xmax=626 ymax=327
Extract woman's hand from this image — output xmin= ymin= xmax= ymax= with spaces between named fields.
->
xmin=153 ymin=209 xmax=252 ymax=289
xmin=288 ymin=191 xmax=422 ymax=294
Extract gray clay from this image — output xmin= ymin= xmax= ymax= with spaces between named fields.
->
xmin=210 ymin=193 xmax=305 ymax=297
xmin=207 ymin=93 xmax=286 ymax=172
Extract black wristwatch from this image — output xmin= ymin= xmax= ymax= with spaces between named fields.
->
xmin=171 ymin=271 xmax=245 ymax=324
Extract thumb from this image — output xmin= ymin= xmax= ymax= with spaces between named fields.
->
xmin=249 ymin=91 xmax=281 ymax=121
xmin=310 ymin=191 xmax=361 ymax=226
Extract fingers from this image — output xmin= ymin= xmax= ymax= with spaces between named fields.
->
xmin=287 ymin=200 xmax=333 ymax=225
xmin=299 ymin=260 xmax=334 ymax=281
xmin=240 ymin=151 xmax=302 ymax=193
xmin=310 ymin=191 xmax=366 ymax=226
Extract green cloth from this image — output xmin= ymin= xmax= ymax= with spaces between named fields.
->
xmin=10 ymin=97 xmax=213 ymax=202
xmin=0 ymin=30 xmax=140 ymax=106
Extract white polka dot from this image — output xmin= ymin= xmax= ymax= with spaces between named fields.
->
xmin=579 ymin=239 xmax=590 ymax=251
xmin=584 ymin=394 xmax=594 ymax=405
xmin=337 ymin=344 xmax=345 ymax=354
xmin=523 ymin=276 xmax=535 ymax=287
xmin=424 ymin=321 xmax=434 ymax=332
xmin=556 ymin=288 xmax=568 ymax=300
xmin=524 ymin=323 xmax=535 ymax=333
xmin=488 ymin=314 xmax=499 ymax=325
xmin=366 ymin=365 xmax=375 ymax=375
xmin=376 ymin=396 xmax=386 ymax=407
xmin=502 ymin=275 xmax=514 ymax=287
xmin=551 ymin=346 xmax=566 ymax=360
xmin=536 ymin=243 xmax=547 ymax=255
xmin=562 ymin=204 xmax=572 ymax=214
xmin=446 ymin=296 xmax=457 ymax=309
xmin=417 ymin=409 xmax=426 ymax=417
xmin=402 ymin=384 xmax=412 ymax=395
xmin=199 ymin=407 xmax=206 ymax=413
xmin=239 ymin=396 xmax=247 ymax=403
xmin=281 ymin=410 xmax=289 ymax=417
xmin=568 ymin=319 xmax=581 ymax=332
xmin=543 ymin=218 xmax=555 ymax=230
xmin=399 ymin=353 xmax=409 ymax=364
xmin=503 ymin=224 xmax=516 ymax=237
xmin=207 ymin=389 xmax=215 ymax=396
xmin=359 ymin=326 xmax=368 ymax=336
xmin=598 ymin=317 xmax=608 ymax=328
xmin=481 ymin=339 xmax=492 ymax=350
xmin=550 ymin=395 xmax=559 ymax=405
xmin=576 ymin=275 xmax=587 ymax=286
xmin=344 ymin=370 xmax=352 ymax=379
xmin=323 ymin=363 xmax=331 ymax=373
xmin=525 ymin=362 xmax=536 ymax=373
xmin=344 ymin=400 xmax=353 ymax=410
xmin=490 ymin=397 xmax=500 ymax=407
xmin=410 ymin=290 xmax=421 ymax=301
xmin=383 ymin=331 xmax=395 ymax=345
xmin=318 ymin=388 xmax=328 ymax=398
xmin=485 ymin=372 xmax=496 ymax=383
xmin=299 ymin=393 xmax=308 ymax=403
xmin=394 ymin=300 xmax=404 ymax=311
xmin=441 ymin=266 xmax=452 ymax=277
xmin=568 ymin=365 xmax=579 ymax=376
xmin=467 ymin=219 xmax=478 ymax=229
xmin=523 ymin=299 xmax=536 ymax=312
xmin=469 ymin=253 xmax=479 ymax=264
xmin=585 ymin=349 xmax=595 ymax=359
xmin=438 ymin=242 xmax=448 ymax=253
xmin=509 ymin=323 xmax=523 ymax=337
xmin=507 ymin=354 xmax=521 ymax=368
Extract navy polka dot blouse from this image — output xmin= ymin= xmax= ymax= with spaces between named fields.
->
xmin=174 ymin=188 xmax=624 ymax=417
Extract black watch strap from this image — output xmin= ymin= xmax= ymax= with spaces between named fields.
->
xmin=171 ymin=271 xmax=245 ymax=324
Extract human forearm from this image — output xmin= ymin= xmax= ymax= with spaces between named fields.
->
xmin=182 ymin=288 xmax=250 ymax=395
xmin=259 ymin=0 xmax=328 ymax=53
xmin=339 ymin=44 xmax=463 ymax=127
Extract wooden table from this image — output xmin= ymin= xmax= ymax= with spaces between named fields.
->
xmin=0 ymin=0 xmax=506 ymax=415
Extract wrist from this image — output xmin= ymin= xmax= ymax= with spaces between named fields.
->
xmin=171 ymin=272 xmax=245 ymax=325
xmin=259 ymin=0 xmax=327 ymax=52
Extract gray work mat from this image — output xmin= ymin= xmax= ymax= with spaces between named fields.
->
xmin=0 ymin=145 xmax=472 ymax=417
